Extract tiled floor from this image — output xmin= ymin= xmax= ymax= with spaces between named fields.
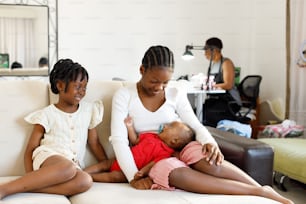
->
xmin=274 ymin=178 xmax=306 ymax=204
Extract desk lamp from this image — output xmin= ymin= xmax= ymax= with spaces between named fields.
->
xmin=182 ymin=44 xmax=216 ymax=89
xmin=182 ymin=45 xmax=204 ymax=60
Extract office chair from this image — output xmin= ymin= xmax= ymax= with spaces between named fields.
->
xmin=228 ymin=75 xmax=262 ymax=124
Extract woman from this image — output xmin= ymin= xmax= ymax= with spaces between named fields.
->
xmin=203 ymin=37 xmax=242 ymax=127
xmin=110 ymin=45 xmax=293 ymax=204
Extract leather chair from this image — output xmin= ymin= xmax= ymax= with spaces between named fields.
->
xmin=207 ymin=126 xmax=274 ymax=186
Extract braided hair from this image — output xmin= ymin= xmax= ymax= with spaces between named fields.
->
xmin=49 ymin=59 xmax=88 ymax=94
xmin=141 ymin=45 xmax=174 ymax=70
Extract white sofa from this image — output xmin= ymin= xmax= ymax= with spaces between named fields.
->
xmin=0 ymin=80 xmax=280 ymax=204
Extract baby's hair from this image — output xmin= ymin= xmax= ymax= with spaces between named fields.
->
xmin=141 ymin=45 xmax=174 ymax=70
xmin=49 ymin=59 xmax=88 ymax=94
xmin=175 ymin=123 xmax=195 ymax=151
xmin=183 ymin=124 xmax=195 ymax=144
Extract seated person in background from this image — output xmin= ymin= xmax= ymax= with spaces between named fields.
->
xmin=203 ymin=37 xmax=241 ymax=127
xmin=85 ymin=117 xmax=194 ymax=182
xmin=39 ymin=57 xmax=48 ymax=68
xmin=11 ymin=61 xmax=22 ymax=69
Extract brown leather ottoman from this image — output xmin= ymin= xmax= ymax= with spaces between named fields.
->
xmin=207 ymin=126 xmax=274 ymax=186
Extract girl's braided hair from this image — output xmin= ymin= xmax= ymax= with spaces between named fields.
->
xmin=141 ymin=45 xmax=174 ymax=70
xmin=49 ymin=59 xmax=88 ymax=94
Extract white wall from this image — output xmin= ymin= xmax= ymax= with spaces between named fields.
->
xmin=58 ymin=0 xmax=286 ymax=104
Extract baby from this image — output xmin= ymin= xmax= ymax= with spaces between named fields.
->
xmin=85 ymin=116 xmax=194 ymax=182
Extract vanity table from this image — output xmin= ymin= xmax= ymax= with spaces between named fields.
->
xmin=187 ymin=88 xmax=225 ymax=123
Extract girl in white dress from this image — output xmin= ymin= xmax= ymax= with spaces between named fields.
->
xmin=0 ymin=59 xmax=107 ymax=200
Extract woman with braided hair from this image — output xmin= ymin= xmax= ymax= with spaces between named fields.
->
xmin=110 ymin=45 xmax=293 ymax=204
xmin=0 ymin=59 xmax=107 ymax=200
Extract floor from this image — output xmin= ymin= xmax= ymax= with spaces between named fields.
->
xmin=273 ymin=177 xmax=306 ymax=204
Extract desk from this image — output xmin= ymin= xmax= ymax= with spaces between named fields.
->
xmin=187 ymin=88 xmax=226 ymax=123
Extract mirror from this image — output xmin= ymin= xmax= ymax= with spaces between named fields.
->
xmin=0 ymin=0 xmax=57 ymax=77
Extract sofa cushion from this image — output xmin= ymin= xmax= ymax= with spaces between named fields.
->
xmin=69 ymin=182 xmax=280 ymax=204
xmin=0 ymin=176 xmax=70 ymax=204
xmin=0 ymin=80 xmax=49 ymax=176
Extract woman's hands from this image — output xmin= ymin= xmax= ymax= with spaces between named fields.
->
xmin=130 ymin=177 xmax=153 ymax=190
xmin=202 ymin=143 xmax=224 ymax=166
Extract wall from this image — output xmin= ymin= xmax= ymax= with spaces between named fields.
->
xmin=58 ymin=0 xmax=286 ymax=104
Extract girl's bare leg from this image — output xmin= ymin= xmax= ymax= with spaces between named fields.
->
xmin=169 ymin=167 xmax=294 ymax=204
xmin=84 ymin=159 xmax=126 ymax=182
xmin=84 ymin=159 xmax=114 ymax=174
xmin=91 ymin=171 xmax=127 ymax=183
xmin=191 ymin=159 xmax=260 ymax=186
xmin=0 ymin=155 xmax=92 ymax=199
xmin=32 ymin=170 xmax=92 ymax=195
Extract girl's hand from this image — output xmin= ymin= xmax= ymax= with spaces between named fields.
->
xmin=202 ymin=143 xmax=224 ymax=166
xmin=130 ymin=177 xmax=153 ymax=190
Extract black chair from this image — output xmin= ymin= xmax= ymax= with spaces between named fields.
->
xmin=228 ymin=75 xmax=262 ymax=124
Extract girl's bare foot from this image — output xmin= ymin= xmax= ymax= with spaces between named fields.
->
xmin=0 ymin=188 xmax=5 ymax=200
xmin=262 ymin=185 xmax=294 ymax=204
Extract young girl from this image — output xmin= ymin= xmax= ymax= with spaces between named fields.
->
xmin=85 ymin=116 xmax=194 ymax=183
xmin=0 ymin=59 xmax=107 ymax=200
xmin=110 ymin=45 xmax=294 ymax=204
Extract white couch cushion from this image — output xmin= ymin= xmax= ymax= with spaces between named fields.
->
xmin=69 ymin=183 xmax=280 ymax=204
xmin=0 ymin=177 xmax=70 ymax=204
xmin=0 ymin=80 xmax=49 ymax=176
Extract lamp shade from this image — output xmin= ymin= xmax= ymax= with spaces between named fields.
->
xmin=182 ymin=44 xmax=204 ymax=60
xmin=182 ymin=50 xmax=194 ymax=60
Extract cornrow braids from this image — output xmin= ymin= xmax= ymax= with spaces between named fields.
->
xmin=49 ymin=59 xmax=88 ymax=94
xmin=141 ymin=45 xmax=174 ymax=70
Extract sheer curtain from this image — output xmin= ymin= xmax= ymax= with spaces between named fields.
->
xmin=0 ymin=17 xmax=35 ymax=68
xmin=288 ymin=0 xmax=306 ymax=127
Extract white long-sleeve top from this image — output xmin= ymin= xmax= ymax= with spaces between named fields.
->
xmin=110 ymin=83 xmax=217 ymax=182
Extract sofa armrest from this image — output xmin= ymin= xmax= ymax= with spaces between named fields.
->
xmin=206 ymin=126 xmax=274 ymax=186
